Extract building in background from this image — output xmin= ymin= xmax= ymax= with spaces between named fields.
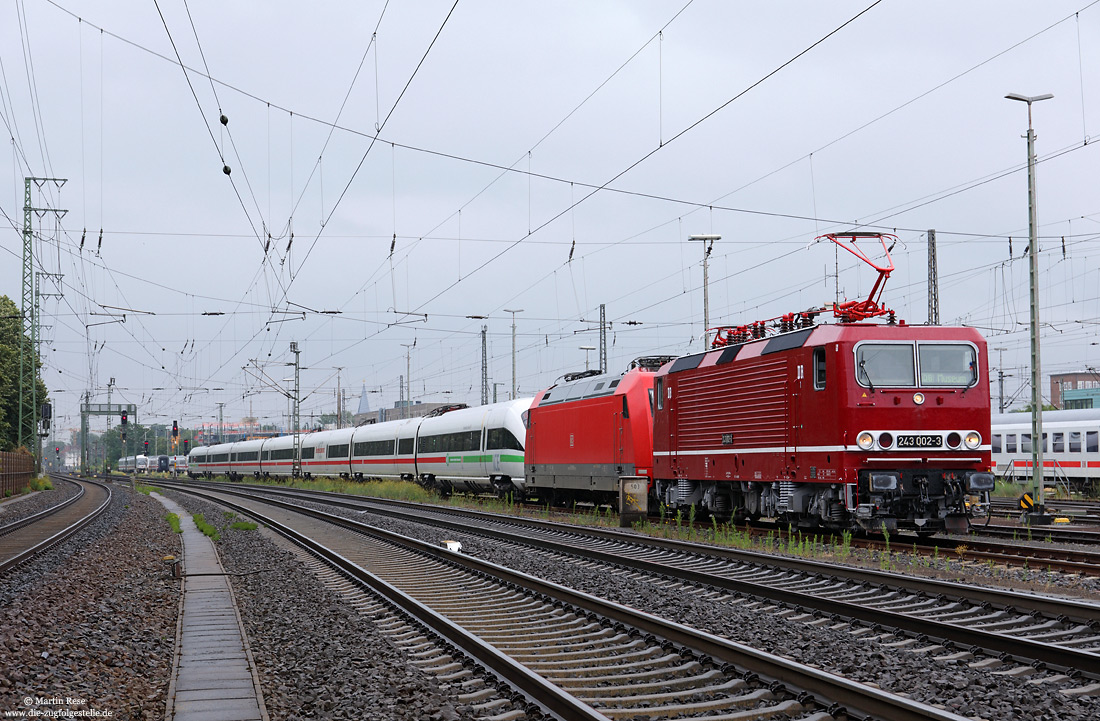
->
xmin=1051 ymin=372 xmax=1100 ymax=409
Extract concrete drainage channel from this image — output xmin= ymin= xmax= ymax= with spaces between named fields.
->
xmin=161 ymin=481 xmax=970 ymax=721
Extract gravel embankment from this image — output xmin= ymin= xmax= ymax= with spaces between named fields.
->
xmin=284 ymin=497 xmax=1100 ymax=721
xmin=165 ymin=491 xmax=470 ymax=721
xmin=0 ymin=478 xmax=82 ymax=529
xmin=0 ymin=486 xmax=181 ymax=721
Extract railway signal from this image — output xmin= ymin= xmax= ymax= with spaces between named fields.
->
xmin=144 ymin=440 xmax=149 ymax=454
xmin=183 ymin=439 xmax=190 ymax=453
xmin=121 ymin=411 xmax=128 ymax=426
xmin=172 ymin=420 xmax=178 ymax=438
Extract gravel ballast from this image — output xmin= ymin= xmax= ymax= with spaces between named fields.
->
xmin=165 ymin=491 xmax=470 ymax=721
xmin=0 ymin=486 xmax=180 ymax=720
xmin=282 ymin=495 xmax=1100 ymax=721
xmin=0 ymin=477 xmax=82 ymax=529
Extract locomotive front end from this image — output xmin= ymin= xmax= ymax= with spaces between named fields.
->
xmin=844 ymin=332 xmax=993 ymax=534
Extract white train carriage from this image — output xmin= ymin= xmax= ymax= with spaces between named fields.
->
xmin=991 ymin=409 xmax=1100 ymax=494
xmin=300 ymin=428 xmax=356 ymax=478
xmin=226 ymin=439 xmax=265 ymax=480
xmin=136 ymin=455 xmax=150 ymax=473
xmin=414 ymin=398 xmax=533 ymax=496
xmin=118 ymin=455 xmax=136 ymax=473
xmin=188 ymin=443 xmax=232 ymax=478
xmin=169 ymin=455 xmax=189 ymax=472
xmin=348 ymin=417 xmax=422 ymax=481
xmin=260 ymin=435 xmax=299 ymax=477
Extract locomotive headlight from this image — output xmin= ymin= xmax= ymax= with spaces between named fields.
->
xmin=878 ymin=432 xmax=893 ymax=449
xmin=964 ymin=431 xmax=981 ymax=449
xmin=946 ymin=432 xmax=962 ymax=449
xmin=857 ymin=431 xmax=875 ymax=450
xmin=913 ymin=392 xmax=925 ymax=405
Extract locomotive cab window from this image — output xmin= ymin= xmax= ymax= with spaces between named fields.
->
xmin=917 ymin=343 xmax=977 ymax=387
xmin=813 ymin=347 xmax=826 ymax=390
xmin=486 ymin=427 xmax=524 ymax=451
xmin=855 ymin=343 xmax=915 ymax=387
xmin=655 ymin=378 xmax=664 ymax=410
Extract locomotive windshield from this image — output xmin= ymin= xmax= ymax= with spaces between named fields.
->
xmin=856 ymin=344 xmax=915 ymax=387
xmin=917 ymin=343 xmax=977 ymax=386
xmin=855 ymin=342 xmax=977 ymax=388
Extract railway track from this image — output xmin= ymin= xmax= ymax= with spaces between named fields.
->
xmin=0 ymin=474 xmax=113 ymax=575
xmin=161 ymin=479 xmax=970 ymax=721
xmin=177 ymin=480 xmax=1100 ymax=682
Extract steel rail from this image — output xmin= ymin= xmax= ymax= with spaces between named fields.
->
xmin=0 ymin=475 xmax=85 ymax=536
xmin=161 ymin=483 xmax=609 ymax=721
xmin=0 ymin=475 xmax=113 ymax=576
xmin=190 ymin=481 xmax=1100 ymax=622
xmin=162 ymin=480 xmax=971 ymax=721
xmin=181 ymin=481 xmax=1100 ymax=677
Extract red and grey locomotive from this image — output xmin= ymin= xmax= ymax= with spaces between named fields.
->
xmin=651 ymin=233 xmax=994 ymax=533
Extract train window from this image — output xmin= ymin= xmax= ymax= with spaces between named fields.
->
xmin=328 ymin=443 xmax=349 ymax=458
xmin=354 ymin=439 xmax=395 ymax=457
xmin=609 ymin=380 xmax=620 ymax=389
xmin=230 ymin=453 xmax=237 ymax=462
xmin=655 ymin=378 xmax=664 ymax=410
xmin=992 ymin=434 xmax=1001 ymax=454
xmin=1005 ymin=434 xmax=1017 ymax=453
xmin=917 ymin=344 xmax=977 ymax=387
xmin=648 ymin=388 xmax=654 ymax=415
xmin=1070 ymin=432 xmax=1082 ymax=453
xmin=1021 ymin=434 xmax=1032 ymax=453
xmin=622 ymin=394 xmax=630 ymax=419
xmin=1088 ymin=431 xmax=1098 ymax=453
xmin=855 ymin=343 xmax=915 ymax=387
xmin=1053 ymin=433 xmax=1064 ymax=453
xmin=419 ymin=431 xmax=475 ymax=454
xmin=813 ymin=347 xmax=826 ymax=390
xmin=486 ymin=427 xmax=524 ymax=451
xmin=398 ymin=438 xmax=414 ymax=456
xmin=261 ymin=451 xmax=269 ymax=461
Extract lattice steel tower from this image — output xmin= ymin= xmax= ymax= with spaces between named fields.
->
xmin=21 ymin=177 xmax=66 ymax=456
xmin=927 ymin=228 xmax=939 ymax=325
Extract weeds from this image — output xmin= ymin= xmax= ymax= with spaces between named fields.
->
xmin=230 ymin=521 xmax=258 ymax=531
xmin=192 ymin=513 xmax=219 ymax=541
xmin=165 ymin=512 xmax=182 ymax=533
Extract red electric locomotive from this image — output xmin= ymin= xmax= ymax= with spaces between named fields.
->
xmin=651 ymin=233 xmax=994 ymax=534
xmin=524 ymin=356 xmax=674 ymax=504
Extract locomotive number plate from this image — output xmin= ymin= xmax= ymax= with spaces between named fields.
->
xmin=896 ymin=434 xmax=942 ymax=448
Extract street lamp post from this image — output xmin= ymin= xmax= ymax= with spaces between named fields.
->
xmin=1005 ymin=91 xmax=1053 ymax=523
xmin=503 ymin=309 xmax=523 ymax=399
xmin=579 ymin=345 xmax=596 ymax=371
xmin=688 ymin=235 xmax=720 ymax=348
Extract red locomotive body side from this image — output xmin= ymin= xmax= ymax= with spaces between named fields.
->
xmin=525 ymin=361 xmax=664 ymax=503
xmin=653 ymin=323 xmax=992 ymax=533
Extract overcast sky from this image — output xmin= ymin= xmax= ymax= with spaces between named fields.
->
xmin=3 ymin=0 xmax=1099 ymax=441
